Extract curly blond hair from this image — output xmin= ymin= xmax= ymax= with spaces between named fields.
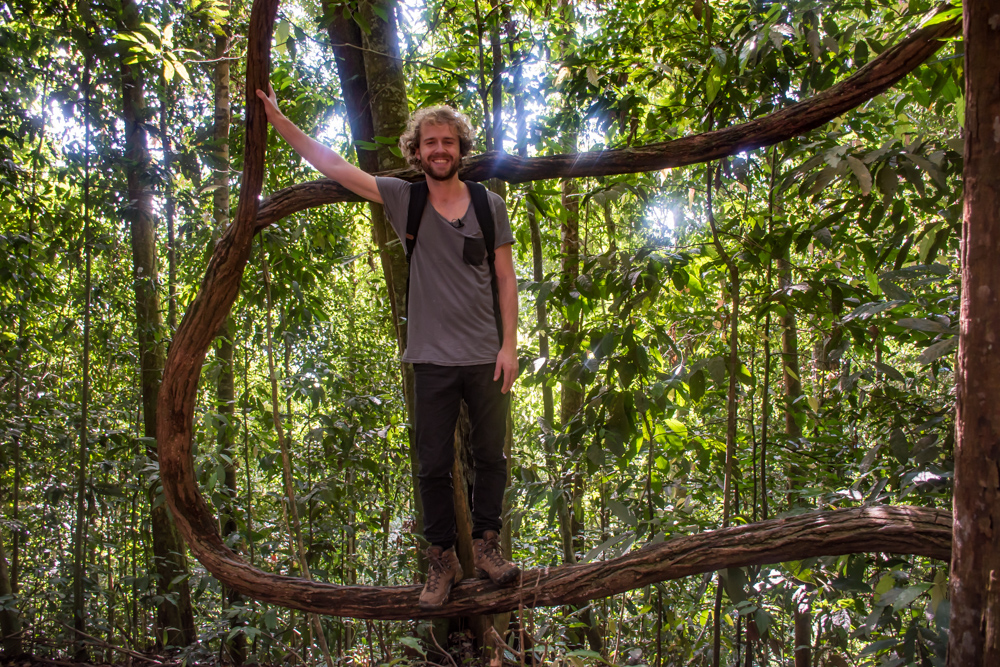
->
xmin=398 ymin=106 xmax=475 ymax=168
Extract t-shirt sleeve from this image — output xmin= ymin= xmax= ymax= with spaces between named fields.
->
xmin=488 ymin=191 xmax=515 ymax=249
xmin=375 ymin=176 xmax=410 ymax=244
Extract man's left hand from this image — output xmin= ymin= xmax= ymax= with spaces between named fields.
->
xmin=494 ymin=346 xmax=518 ymax=394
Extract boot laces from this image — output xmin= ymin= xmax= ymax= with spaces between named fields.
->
xmin=481 ymin=535 xmax=506 ymax=567
xmin=426 ymin=549 xmax=449 ymax=591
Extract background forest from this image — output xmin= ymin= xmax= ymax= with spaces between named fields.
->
xmin=0 ymin=0 xmax=968 ymax=665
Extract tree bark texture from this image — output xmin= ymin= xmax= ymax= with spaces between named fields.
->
xmin=254 ymin=15 xmax=959 ymax=229
xmin=947 ymin=0 xmax=1000 ymax=662
xmin=156 ymin=502 xmax=950 ymax=620
xmin=118 ymin=0 xmax=196 ymax=647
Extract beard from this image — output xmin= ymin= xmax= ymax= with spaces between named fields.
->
xmin=420 ymin=154 xmax=460 ymax=181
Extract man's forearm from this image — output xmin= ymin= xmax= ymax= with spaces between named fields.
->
xmin=498 ymin=273 xmax=518 ymax=351
xmin=256 ymin=85 xmax=381 ymax=202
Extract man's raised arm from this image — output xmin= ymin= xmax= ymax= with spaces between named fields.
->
xmin=255 ymin=84 xmax=382 ymax=204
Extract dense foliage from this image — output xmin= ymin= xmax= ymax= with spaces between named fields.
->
xmin=0 ymin=0 xmax=964 ymax=664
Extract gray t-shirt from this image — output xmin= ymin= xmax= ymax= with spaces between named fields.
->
xmin=376 ymin=176 xmax=515 ymax=366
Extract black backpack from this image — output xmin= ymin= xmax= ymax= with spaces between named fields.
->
xmin=404 ymin=180 xmax=503 ymax=346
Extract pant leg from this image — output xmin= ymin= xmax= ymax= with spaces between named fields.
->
xmin=461 ymin=363 xmax=510 ymax=538
xmin=413 ymin=364 xmax=463 ymax=549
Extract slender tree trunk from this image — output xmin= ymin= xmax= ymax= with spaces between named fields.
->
xmin=556 ymin=0 xmax=582 ymax=566
xmin=707 ymin=160 xmax=740 ymax=667
xmin=10 ymin=74 xmax=50 ymax=611
xmin=71 ymin=55 xmax=94 ymax=661
xmin=553 ymin=1 xmax=601 ymax=654
xmin=161 ymin=82 xmax=177 ymax=330
xmin=209 ymin=8 xmax=246 ymax=662
xmin=777 ymin=255 xmax=809 ymax=667
xmin=760 ymin=148 xmax=778 ymax=524
xmin=118 ymin=0 xmax=195 ymax=647
xmin=947 ymin=0 xmax=1000 ymax=661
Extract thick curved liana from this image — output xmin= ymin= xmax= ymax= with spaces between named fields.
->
xmin=158 ymin=4 xmax=955 ymax=620
xmin=254 ymin=14 xmax=959 ymax=230
xmin=156 ymin=0 xmax=279 ymax=599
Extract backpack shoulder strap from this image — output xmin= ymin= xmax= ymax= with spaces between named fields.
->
xmin=466 ymin=181 xmax=495 ymax=262
xmin=405 ymin=180 xmax=429 ymax=260
xmin=465 ymin=181 xmax=504 ymax=346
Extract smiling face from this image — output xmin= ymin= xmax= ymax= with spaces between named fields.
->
xmin=415 ymin=121 xmax=462 ymax=182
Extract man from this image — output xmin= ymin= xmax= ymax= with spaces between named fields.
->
xmin=256 ymin=85 xmax=520 ymax=610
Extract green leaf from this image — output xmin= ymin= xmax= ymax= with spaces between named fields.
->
xmin=705 ymin=63 xmax=722 ymax=104
xmin=889 ymin=427 xmax=909 ymax=463
xmin=874 ymin=573 xmax=897 ymax=598
xmin=916 ymin=336 xmax=958 ymax=365
xmin=843 ymin=300 xmax=905 ymax=322
xmin=688 ymin=369 xmax=705 ymax=401
xmin=872 ymin=362 xmax=905 ymax=383
xmin=896 ymin=317 xmax=956 ymax=334
xmin=607 ymin=498 xmax=638 ymax=527
xmin=846 ymin=156 xmax=872 ymax=195
xmin=398 ymin=637 xmax=425 ymax=657
xmin=930 ymin=569 xmax=948 ymax=613
xmin=353 ymin=11 xmax=371 ymax=35
xmin=173 ymin=60 xmax=190 ymax=83
xmin=892 ymin=583 xmax=931 ymax=612
xmin=879 ymin=278 xmax=913 ymax=301
xmin=922 ymin=6 xmax=962 ymax=27
xmin=721 ymin=567 xmax=748 ymax=604
xmin=903 ymin=152 xmax=948 ymax=189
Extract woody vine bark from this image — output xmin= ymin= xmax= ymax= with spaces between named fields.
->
xmin=157 ymin=1 xmax=959 ymax=623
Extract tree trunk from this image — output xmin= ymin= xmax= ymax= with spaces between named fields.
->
xmin=71 ymin=55 xmax=93 ymax=661
xmin=118 ymin=0 xmax=195 ymax=647
xmin=208 ymin=8 xmax=246 ymax=662
xmin=553 ymin=1 xmax=602 ymax=654
xmin=0 ymin=536 xmax=20 ymax=657
xmin=777 ymin=256 xmax=810 ymax=667
xmin=325 ymin=0 xmax=431 ymax=573
xmin=707 ymin=160 xmax=740 ymax=667
xmin=947 ymin=0 xmax=1000 ymax=662
xmin=254 ymin=13 xmax=960 ymax=227
xmin=161 ymin=81 xmax=177 ymax=330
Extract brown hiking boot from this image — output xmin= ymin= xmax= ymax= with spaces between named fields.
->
xmin=473 ymin=530 xmax=520 ymax=586
xmin=418 ymin=545 xmax=464 ymax=611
